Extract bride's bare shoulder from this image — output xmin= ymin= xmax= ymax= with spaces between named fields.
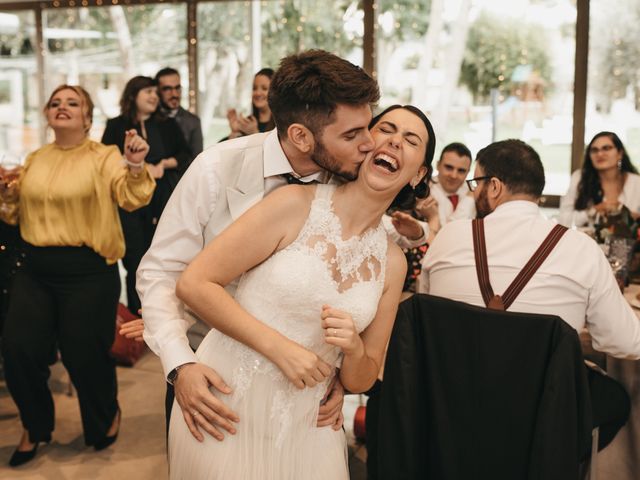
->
xmin=263 ymin=184 xmax=318 ymax=213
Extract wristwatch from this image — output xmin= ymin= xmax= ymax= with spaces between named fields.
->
xmin=166 ymin=362 xmax=194 ymax=386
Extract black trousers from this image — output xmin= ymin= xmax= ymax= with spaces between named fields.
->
xmin=119 ymin=207 xmax=155 ymax=316
xmin=1 ymin=245 xmax=120 ymax=446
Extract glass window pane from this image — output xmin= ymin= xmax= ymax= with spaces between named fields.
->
xmin=43 ymin=4 xmax=188 ymax=140
xmin=0 ymin=10 xmax=38 ymax=161
xmin=260 ymin=0 xmax=363 ymax=69
xmin=197 ymin=1 xmax=252 ymax=146
xmin=587 ymin=0 xmax=640 ymax=170
xmin=197 ymin=0 xmax=364 ymax=148
xmin=376 ymin=0 xmax=576 ymax=194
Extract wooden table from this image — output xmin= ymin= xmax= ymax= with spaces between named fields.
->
xmin=595 ymin=285 xmax=640 ymax=479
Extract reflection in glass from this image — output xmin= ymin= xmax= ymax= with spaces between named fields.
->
xmin=43 ymin=4 xmax=188 ymax=140
xmin=376 ymin=0 xmax=576 ymax=194
xmin=588 ymin=0 xmax=640 ymax=174
xmin=0 ymin=10 xmax=38 ymax=157
xmin=197 ymin=0 xmax=364 ymax=147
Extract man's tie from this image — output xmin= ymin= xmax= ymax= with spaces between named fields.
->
xmin=448 ymin=194 xmax=459 ymax=210
xmin=282 ymin=173 xmax=315 ymax=185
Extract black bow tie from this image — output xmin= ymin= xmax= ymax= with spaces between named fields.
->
xmin=282 ymin=173 xmax=315 ymax=185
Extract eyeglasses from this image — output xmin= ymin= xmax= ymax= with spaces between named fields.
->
xmin=466 ymin=176 xmax=492 ymax=192
xmin=159 ymin=85 xmax=182 ymax=93
xmin=589 ymin=144 xmax=615 ymax=155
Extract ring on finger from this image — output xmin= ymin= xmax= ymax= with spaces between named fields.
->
xmin=191 ymin=410 xmax=200 ymax=417
xmin=331 ymin=328 xmax=338 ymax=336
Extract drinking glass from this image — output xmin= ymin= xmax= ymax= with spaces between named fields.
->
xmin=606 ymin=236 xmax=634 ymax=291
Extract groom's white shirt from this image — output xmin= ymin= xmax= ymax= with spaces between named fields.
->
xmin=138 ymin=130 xmax=428 ymax=377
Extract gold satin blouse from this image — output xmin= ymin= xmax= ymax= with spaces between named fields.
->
xmin=1 ymin=138 xmax=155 ymax=264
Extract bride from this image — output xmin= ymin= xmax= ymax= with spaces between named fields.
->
xmin=168 ymin=104 xmax=436 ymax=479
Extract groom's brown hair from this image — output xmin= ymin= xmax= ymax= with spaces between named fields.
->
xmin=268 ymin=50 xmax=379 ymax=138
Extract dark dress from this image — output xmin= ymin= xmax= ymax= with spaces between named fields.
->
xmin=102 ymin=115 xmax=191 ymax=314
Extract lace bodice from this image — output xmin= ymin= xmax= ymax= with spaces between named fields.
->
xmin=211 ymin=183 xmax=387 ymax=384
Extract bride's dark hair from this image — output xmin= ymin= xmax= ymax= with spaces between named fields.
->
xmin=368 ymin=104 xmax=436 ymax=210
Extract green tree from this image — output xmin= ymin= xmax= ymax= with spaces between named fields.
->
xmin=260 ymin=0 xmax=359 ymax=69
xmin=460 ymin=12 xmax=552 ymax=103
xmin=590 ymin=1 xmax=640 ymax=112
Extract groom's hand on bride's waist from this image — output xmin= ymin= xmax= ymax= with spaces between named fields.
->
xmin=317 ymin=377 xmax=345 ymax=431
xmin=174 ymin=362 xmax=240 ymax=442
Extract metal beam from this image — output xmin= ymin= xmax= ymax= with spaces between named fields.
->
xmin=362 ymin=0 xmax=374 ymax=75
xmin=186 ymin=0 xmax=198 ymax=114
xmin=35 ymin=5 xmax=46 ymax=146
xmin=571 ymin=0 xmax=589 ymax=173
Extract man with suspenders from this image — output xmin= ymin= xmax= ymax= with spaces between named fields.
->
xmin=420 ymin=138 xmax=640 ymax=359
xmin=419 ymin=139 xmax=640 ymax=452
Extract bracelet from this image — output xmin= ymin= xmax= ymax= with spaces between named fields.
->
xmin=124 ymin=157 xmax=144 ymax=169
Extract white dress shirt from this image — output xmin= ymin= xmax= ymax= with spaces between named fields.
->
xmin=419 ymin=200 xmax=640 ymax=359
xmin=558 ymin=170 xmax=640 ymax=227
xmin=138 ymin=130 xmax=428 ymax=377
xmin=429 ymin=178 xmax=476 ymax=225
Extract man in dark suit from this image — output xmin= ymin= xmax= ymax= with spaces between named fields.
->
xmin=155 ymin=67 xmax=204 ymax=158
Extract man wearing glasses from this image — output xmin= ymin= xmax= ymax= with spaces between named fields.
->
xmin=419 ymin=138 xmax=640 ymax=457
xmin=155 ymin=67 xmax=204 ymax=159
xmin=419 ymin=139 xmax=640 ymax=361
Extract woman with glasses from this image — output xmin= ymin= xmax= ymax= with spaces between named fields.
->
xmin=558 ymin=131 xmax=640 ymax=227
xmin=102 ymin=75 xmax=190 ymax=314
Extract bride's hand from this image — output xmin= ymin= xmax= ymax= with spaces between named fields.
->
xmin=271 ymin=339 xmax=333 ymax=389
xmin=322 ymin=305 xmax=364 ymax=357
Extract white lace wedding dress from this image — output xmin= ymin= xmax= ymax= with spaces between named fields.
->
xmin=168 ymin=184 xmax=388 ymax=480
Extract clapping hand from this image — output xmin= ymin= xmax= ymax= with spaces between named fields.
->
xmin=415 ymin=195 xmax=439 ymax=220
xmin=226 ymin=108 xmax=241 ymax=133
xmin=237 ymin=114 xmax=259 ymax=135
xmin=124 ymin=129 xmax=149 ymax=166
xmin=390 ymin=211 xmax=424 ymax=240
xmin=226 ymin=109 xmax=259 ymax=137
xmin=322 ymin=305 xmax=363 ymax=357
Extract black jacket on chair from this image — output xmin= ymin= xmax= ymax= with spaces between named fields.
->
xmin=377 ymin=294 xmax=592 ymax=480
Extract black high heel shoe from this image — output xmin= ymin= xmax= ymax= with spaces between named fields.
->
xmin=9 ymin=433 xmax=51 ymax=467
xmin=94 ymin=408 xmax=121 ymax=451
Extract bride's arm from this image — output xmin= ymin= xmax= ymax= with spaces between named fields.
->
xmin=176 ymin=184 xmax=333 ymax=389
xmin=323 ymin=242 xmax=407 ymax=393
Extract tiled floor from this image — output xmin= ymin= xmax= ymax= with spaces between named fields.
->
xmin=0 ymin=353 xmax=169 ymax=479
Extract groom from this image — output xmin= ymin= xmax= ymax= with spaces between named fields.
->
xmin=138 ymin=50 xmax=427 ymax=441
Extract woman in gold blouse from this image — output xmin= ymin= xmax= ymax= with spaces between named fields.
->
xmin=0 ymin=85 xmax=155 ymax=467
